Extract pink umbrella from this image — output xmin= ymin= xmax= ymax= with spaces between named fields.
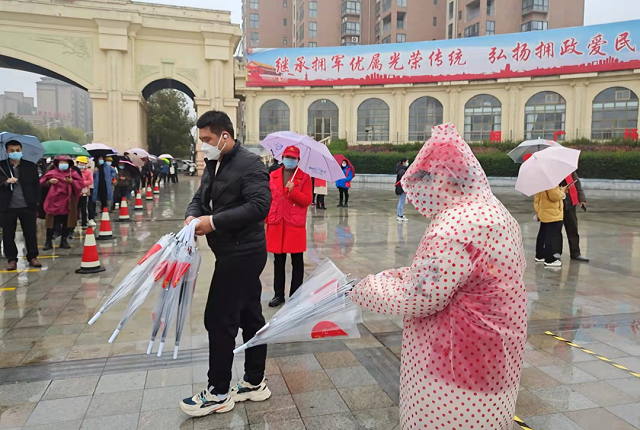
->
xmin=260 ymin=132 xmax=345 ymax=182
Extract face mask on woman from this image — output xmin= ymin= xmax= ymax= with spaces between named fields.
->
xmin=98 ymin=159 xmax=105 ymax=165
xmin=282 ymin=158 xmax=298 ymax=170
xmin=78 ymin=164 xmax=86 ymax=170
xmin=119 ymin=166 xmax=124 ymax=170
xmin=342 ymin=163 xmax=347 ymax=168
xmin=105 ymin=161 xmax=112 ymax=166
xmin=58 ymin=163 xmax=69 ymax=171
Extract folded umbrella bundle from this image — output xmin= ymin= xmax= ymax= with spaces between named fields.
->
xmin=88 ymin=220 xmax=201 ymax=359
xmin=234 ymin=259 xmax=362 ymax=354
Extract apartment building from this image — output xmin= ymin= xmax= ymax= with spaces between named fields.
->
xmin=242 ymin=0 xmax=584 ymax=49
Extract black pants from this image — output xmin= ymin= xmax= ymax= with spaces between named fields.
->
xmin=338 ymin=187 xmax=349 ymax=205
xmin=134 ymin=177 xmax=141 ymax=192
xmin=46 ymin=215 xmax=69 ymax=244
xmin=561 ymin=205 xmax=582 ymax=258
xmin=316 ymin=194 xmax=325 ymax=209
xmin=536 ymin=221 xmax=563 ymax=263
xmin=87 ymin=193 xmax=95 ymax=220
xmin=273 ymin=253 xmax=304 ymax=299
xmin=112 ymin=186 xmax=128 ymax=209
xmin=78 ymin=196 xmax=88 ymax=226
xmin=1 ymin=208 xmax=39 ymax=262
xmin=206 ymin=250 xmax=267 ymax=394
xmin=159 ymin=173 xmax=167 ymax=184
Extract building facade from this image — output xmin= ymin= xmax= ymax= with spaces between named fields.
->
xmin=36 ymin=77 xmax=93 ymax=133
xmin=242 ymin=0 xmax=584 ymax=49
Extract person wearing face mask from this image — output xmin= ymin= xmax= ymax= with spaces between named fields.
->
xmin=40 ymin=156 xmax=84 ymax=250
xmin=112 ymin=161 xmax=132 ymax=210
xmin=75 ymin=156 xmax=93 ymax=228
xmin=181 ymin=110 xmax=272 ymax=417
xmin=335 ymin=159 xmax=354 ymax=207
xmin=93 ymin=156 xmax=116 ymax=212
xmin=0 ymin=140 xmax=42 ymax=270
xmin=395 ymin=157 xmax=410 ymax=222
xmin=265 ymin=146 xmax=313 ymax=308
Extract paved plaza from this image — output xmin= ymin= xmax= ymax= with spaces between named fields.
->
xmin=1 ymin=177 xmax=640 ymax=430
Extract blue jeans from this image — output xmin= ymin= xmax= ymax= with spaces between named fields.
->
xmin=397 ymin=193 xmax=406 ymax=217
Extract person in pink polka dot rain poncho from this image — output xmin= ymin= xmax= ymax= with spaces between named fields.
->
xmin=350 ymin=123 xmax=527 ymax=430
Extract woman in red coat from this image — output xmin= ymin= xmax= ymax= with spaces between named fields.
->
xmin=266 ymin=146 xmax=313 ymax=307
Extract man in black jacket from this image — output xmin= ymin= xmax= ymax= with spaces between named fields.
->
xmin=180 ymin=111 xmax=272 ymax=417
xmin=559 ymin=172 xmax=589 ymax=262
xmin=0 ymin=140 xmax=42 ymax=270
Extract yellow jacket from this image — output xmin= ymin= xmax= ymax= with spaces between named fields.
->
xmin=534 ymin=186 xmax=565 ymax=223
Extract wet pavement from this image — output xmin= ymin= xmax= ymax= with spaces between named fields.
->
xmin=1 ymin=177 xmax=640 ymax=430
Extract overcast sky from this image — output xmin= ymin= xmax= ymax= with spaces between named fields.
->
xmin=2 ymin=0 xmax=639 ymax=103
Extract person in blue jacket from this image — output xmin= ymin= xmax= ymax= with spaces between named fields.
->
xmin=93 ymin=156 xmax=116 ymax=212
xmin=335 ymin=160 xmax=354 ymax=207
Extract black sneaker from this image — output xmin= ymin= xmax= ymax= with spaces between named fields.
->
xmin=179 ymin=387 xmax=235 ymax=417
xmin=231 ymin=378 xmax=271 ymax=403
xmin=42 ymin=242 xmax=53 ymax=251
xmin=269 ymin=296 xmax=285 ymax=307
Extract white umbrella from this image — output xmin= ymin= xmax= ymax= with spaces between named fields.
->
xmin=128 ymin=148 xmax=150 ymax=158
xmin=515 ymin=146 xmax=581 ymax=197
xmin=84 ymin=143 xmax=117 ymax=153
xmin=159 ymin=153 xmax=174 ymax=159
xmin=508 ymin=138 xmax=560 ymax=163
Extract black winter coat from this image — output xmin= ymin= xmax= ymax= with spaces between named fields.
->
xmin=186 ymin=142 xmax=271 ymax=256
xmin=395 ymin=163 xmax=407 ymax=196
xmin=0 ymin=160 xmax=41 ymax=212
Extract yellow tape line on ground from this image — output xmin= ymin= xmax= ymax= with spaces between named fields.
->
xmin=514 ymin=416 xmax=535 ymax=430
xmin=0 ymin=287 xmax=17 ymax=291
xmin=22 ymin=256 xmax=58 ymax=259
xmin=0 ymin=269 xmax=40 ymax=274
xmin=545 ymin=331 xmax=640 ymax=378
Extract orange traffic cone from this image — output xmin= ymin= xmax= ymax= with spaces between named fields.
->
xmin=118 ymin=197 xmax=130 ymax=222
xmin=146 ymin=186 xmax=153 ymax=200
xmin=134 ymin=191 xmax=144 ymax=210
xmin=75 ymin=227 xmax=105 ymax=274
xmin=97 ymin=207 xmax=114 ymax=240
xmin=153 ymin=184 xmax=160 ymax=194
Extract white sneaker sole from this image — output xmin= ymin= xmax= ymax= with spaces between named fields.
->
xmin=232 ymin=386 xmax=272 ymax=403
xmin=179 ymin=398 xmax=235 ymax=417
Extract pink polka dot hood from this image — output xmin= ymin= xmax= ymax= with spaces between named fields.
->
xmin=350 ymin=123 xmax=528 ymax=430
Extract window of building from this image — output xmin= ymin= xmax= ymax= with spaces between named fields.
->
xmin=382 ymin=35 xmax=391 ymax=44
xmin=464 ymin=94 xmax=502 ymax=141
xmin=464 ymin=23 xmax=479 ymax=37
xmin=592 ymin=87 xmax=639 ymax=139
xmin=487 ymin=0 xmax=495 ymax=16
xmin=433 ymin=0 xmax=437 ymax=4
xmin=342 ymin=21 xmax=360 ymax=35
xmin=309 ymin=1 xmax=317 ymax=17
xmin=466 ymin=0 xmax=480 ymax=21
xmin=358 ymin=98 xmax=389 ymax=141
xmin=308 ymin=99 xmax=339 ymax=140
xmin=342 ymin=41 xmax=359 ymax=46
xmin=525 ymin=91 xmax=566 ymax=140
xmin=458 ymin=32 xmax=461 ymax=38
xmin=250 ymin=32 xmax=259 ymax=47
xmin=433 ymin=17 xmax=437 ymax=26
xmin=521 ymin=20 xmax=548 ymax=31
xmin=522 ymin=0 xmax=549 ymax=13
xmin=283 ymin=18 xmax=287 ymax=26
xmin=458 ymin=10 xmax=462 ymax=20
xmin=300 ymin=43 xmax=304 ymax=47
xmin=260 ymin=100 xmax=290 ymax=140
xmin=397 ymin=0 xmax=407 ymax=7
xmin=283 ymin=0 xmax=287 ymax=7
xmin=383 ymin=0 xmax=392 ymax=12
xmin=250 ymin=14 xmax=259 ymax=28
xmin=409 ymin=97 xmax=444 ymax=141
xmin=486 ymin=20 xmax=495 ymax=35
xmin=342 ymin=1 xmax=361 ymax=15
xmin=396 ymin=33 xmax=406 ymax=43
xmin=308 ymin=41 xmax=317 ymax=47
xmin=375 ymin=1 xmax=380 ymax=15
xmin=299 ymin=23 xmax=304 ymax=40
xmin=375 ymin=22 xmax=380 ymax=35
xmin=250 ymin=0 xmax=258 ymax=9
xmin=299 ymin=3 xmax=304 ymax=20
xmin=309 ymin=22 xmax=317 ymax=38
xmin=382 ymin=14 xmax=391 ymax=33
xmin=448 ymin=23 xmax=453 ymax=39
xmin=448 ymin=2 xmax=454 ymax=19
xmin=283 ymin=37 xmax=288 ymax=45
xmin=397 ymin=12 xmax=406 ymax=29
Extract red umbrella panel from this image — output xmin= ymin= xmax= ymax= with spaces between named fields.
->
xmin=333 ymin=154 xmax=355 ymax=177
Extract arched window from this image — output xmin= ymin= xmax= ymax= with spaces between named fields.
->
xmin=357 ymin=98 xmax=389 ymax=141
xmin=307 ymin=99 xmax=339 ymax=141
xmin=525 ymin=91 xmax=567 ymax=140
xmin=408 ymin=96 xmax=444 ymax=141
xmin=464 ymin=94 xmax=501 ymax=142
xmin=591 ymin=87 xmax=639 ymax=139
xmin=259 ymin=100 xmax=290 ymax=140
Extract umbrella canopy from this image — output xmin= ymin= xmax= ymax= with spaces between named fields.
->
xmin=117 ymin=159 xmax=140 ymax=176
xmin=84 ymin=143 xmax=118 ymax=159
xmin=508 ymin=138 xmax=560 ymax=163
xmin=147 ymin=154 xmax=159 ymax=163
xmin=43 ymin=140 xmax=90 ymax=157
xmin=160 ymin=157 xmax=171 ymax=165
xmin=158 ymin=153 xmax=174 ymax=159
xmin=260 ymin=132 xmax=345 ymax=182
xmin=515 ymin=146 xmax=581 ymax=197
xmin=333 ymin=154 xmax=355 ymax=177
xmin=0 ymin=132 xmax=45 ymax=163
xmin=128 ymin=148 xmax=150 ymax=158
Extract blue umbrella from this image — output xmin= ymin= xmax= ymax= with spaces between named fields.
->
xmin=0 ymin=132 xmax=45 ymax=163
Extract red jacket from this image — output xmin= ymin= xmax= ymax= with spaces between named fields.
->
xmin=266 ymin=167 xmax=313 ymax=254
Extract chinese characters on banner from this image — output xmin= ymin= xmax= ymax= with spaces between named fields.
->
xmin=247 ymin=20 xmax=640 ymax=87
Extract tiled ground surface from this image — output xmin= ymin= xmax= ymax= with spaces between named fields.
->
xmin=1 ymin=177 xmax=640 ymax=429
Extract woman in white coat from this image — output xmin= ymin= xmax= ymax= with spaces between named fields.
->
xmin=350 ymin=123 xmax=527 ymax=430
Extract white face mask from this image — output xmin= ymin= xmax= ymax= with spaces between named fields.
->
xmin=202 ymin=134 xmax=227 ymax=161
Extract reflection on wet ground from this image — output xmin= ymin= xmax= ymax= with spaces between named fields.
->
xmin=1 ymin=178 xmax=640 ymax=429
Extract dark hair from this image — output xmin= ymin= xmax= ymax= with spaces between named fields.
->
xmin=196 ymin=110 xmax=235 ymax=139
xmin=400 ymin=157 xmax=408 ymax=163
xmin=5 ymin=140 xmax=22 ymax=150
